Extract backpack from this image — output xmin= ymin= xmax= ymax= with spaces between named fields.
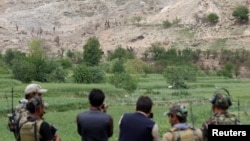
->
xmin=19 ymin=119 xmax=43 ymax=141
xmin=7 ymin=102 xmax=28 ymax=141
xmin=169 ymin=127 xmax=201 ymax=141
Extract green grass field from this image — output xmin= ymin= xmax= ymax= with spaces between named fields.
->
xmin=0 ymin=74 xmax=250 ymax=141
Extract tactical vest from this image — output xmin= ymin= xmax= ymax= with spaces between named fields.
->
xmin=169 ymin=127 xmax=200 ymax=141
xmin=19 ymin=119 xmax=43 ymax=141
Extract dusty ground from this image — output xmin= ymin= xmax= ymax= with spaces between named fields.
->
xmin=0 ymin=0 xmax=250 ymax=77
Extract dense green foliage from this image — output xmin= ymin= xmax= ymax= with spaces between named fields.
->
xmin=83 ymin=36 xmax=103 ymax=66
xmin=5 ymin=40 xmax=68 ymax=83
xmin=1 ymin=37 xmax=250 ymax=90
xmin=73 ymin=65 xmax=106 ymax=83
xmin=109 ymin=72 xmax=138 ymax=94
xmin=163 ymin=65 xmax=197 ymax=89
xmin=107 ymin=45 xmax=135 ymax=61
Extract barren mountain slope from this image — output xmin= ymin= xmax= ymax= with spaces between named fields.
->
xmin=0 ymin=0 xmax=250 ymax=57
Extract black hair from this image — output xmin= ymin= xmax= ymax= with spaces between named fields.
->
xmin=26 ymin=96 xmax=43 ymax=113
xmin=136 ymin=96 xmax=153 ymax=114
xmin=88 ymin=88 xmax=105 ymax=107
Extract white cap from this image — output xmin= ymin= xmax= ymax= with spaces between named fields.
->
xmin=24 ymin=84 xmax=48 ymax=95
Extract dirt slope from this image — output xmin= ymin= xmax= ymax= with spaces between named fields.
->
xmin=0 ymin=0 xmax=250 ymax=57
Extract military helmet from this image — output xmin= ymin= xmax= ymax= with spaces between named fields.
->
xmin=165 ymin=104 xmax=187 ymax=117
xmin=210 ymin=88 xmax=232 ymax=108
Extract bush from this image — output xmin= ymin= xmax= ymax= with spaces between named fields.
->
xmin=107 ymin=45 xmax=135 ymax=61
xmin=124 ymin=58 xmax=147 ymax=74
xmin=207 ymin=13 xmax=219 ymax=24
xmin=89 ymin=66 xmax=106 ymax=83
xmin=3 ymin=49 xmax=26 ymax=66
xmin=73 ymin=65 xmax=105 ymax=83
xmin=111 ymin=59 xmax=125 ymax=73
xmin=147 ymin=43 xmax=166 ymax=60
xmin=163 ymin=65 xmax=197 ymax=89
xmin=57 ymin=58 xmax=73 ymax=69
xmin=12 ymin=59 xmax=35 ymax=83
xmin=109 ymin=73 xmax=138 ymax=94
xmin=232 ymin=5 xmax=249 ymax=23
xmin=163 ymin=20 xmax=171 ymax=28
xmin=46 ymin=66 xmax=67 ymax=83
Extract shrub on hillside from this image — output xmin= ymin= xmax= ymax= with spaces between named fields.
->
xmin=232 ymin=5 xmax=249 ymax=23
xmin=207 ymin=13 xmax=219 ymax=24
xmin=163 ymin=19 xmax=171 ymax=28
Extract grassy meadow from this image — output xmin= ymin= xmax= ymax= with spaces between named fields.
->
xmin=0 ymin=74 xmax=250 ymax=141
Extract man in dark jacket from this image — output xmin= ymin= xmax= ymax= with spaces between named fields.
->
xmin=118 ymin=96 xmax=160 ymax=141
xmin=76 ymin=88 xmax=114 ymax=141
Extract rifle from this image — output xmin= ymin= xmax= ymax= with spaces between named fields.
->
xmin=7 ymin=87 xmax=19 ymax=141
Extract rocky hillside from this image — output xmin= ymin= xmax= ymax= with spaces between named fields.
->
xmin=0 ymin=0 xmax=250 ymax=58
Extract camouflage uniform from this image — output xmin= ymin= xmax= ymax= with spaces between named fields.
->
xmin=163 ymin=104 xmax=203 ymax=141
xmin=201 ymin=89 xmax=240 ymax=141
xmin=201 ymin=111 xmax=240 ymax=140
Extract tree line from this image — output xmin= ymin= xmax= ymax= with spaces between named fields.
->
xmin=1 ymin=36 xmax=250 ymax=93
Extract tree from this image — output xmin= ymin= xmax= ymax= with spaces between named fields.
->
xmin=109 ymin=73 xmax=138 ymax=94
xmin=12 ymin=59 xmax=35 ymax=83
xmin=3 ymin=49 xmax=25 ymax=66
xmin=73 ymin=65 xmax=91 ymax=83
xmin=73 ymin=65 xmax=105 ymax=83
xmin=83 ymin=36 xmax=103 ymax=66
xmin=147 ymin=43 xmax=166 ymax=60
xmin=107 ymin=45 xmax=135 ymax=61
xmin=27 ymin=40 xmax=49 ymax=82
xmin=232 ymin=5 xmax=249 ymax=23
xmin=207 ymin=13 xmax=219 ymax=24
xmin=163 ymin=66 xmax=197 ymax=89
xmin=111 ymin=59 xmax=125 ymax=73
xmin=125 ymin=58 xmax=148 ymax=74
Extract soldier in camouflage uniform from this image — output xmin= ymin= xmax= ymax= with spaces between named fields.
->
xmin=200 ymin=88 xmax=240 ymax=141
xmin=163 ymin=104 xmax=203 ymax=141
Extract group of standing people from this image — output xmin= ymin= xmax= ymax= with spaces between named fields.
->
xmin=8 ymin=83 xmax=240 ymax=141
xmin=8 ymin=83 xmax=61 ymax=141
